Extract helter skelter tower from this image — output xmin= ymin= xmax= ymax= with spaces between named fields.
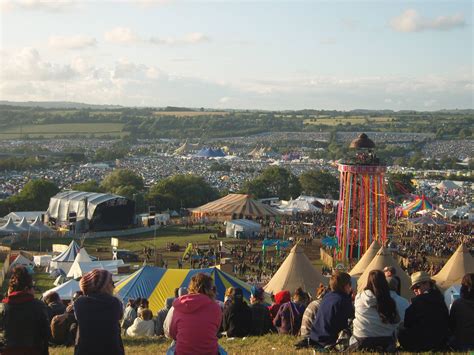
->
xmin=336 ymin=133 xmax=388 ymax=261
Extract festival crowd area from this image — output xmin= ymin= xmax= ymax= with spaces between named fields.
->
xmin=1 ymin=265 xmax=474 ymax=354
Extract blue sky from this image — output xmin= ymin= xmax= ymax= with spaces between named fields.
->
xmin=1 ymin=0 xmax=472 ymax=110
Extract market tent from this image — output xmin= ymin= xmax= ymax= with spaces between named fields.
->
xmin=279 ymin=198 xmax=321 ymax=214
xmin=226 ymin=219 xmax=261 ymax=238
xmin=10 ymin=254 xmax=35 ymax=270
xmin=50 ymin=240 xmax=81 ymax=273
xmin=30 ymin=216 xmax=53 ymax=234
xmin=0 ymin=218 xmax=25 ymax=234
xmin=34 ymin=255 xmax=52 ymax=267
xmin=192 ymin=194 xmax=279 ymax=219
xmin=114 ymin=266 xmax=254 ymax=314
xmin=402 ymin=195 xmax=434 ymax=217
xmin=357 ymin=247 xmax=412 ymax=299
xmin=432 ymin=243 xmax=474 ymax=291
xmin=194 ymin=147 xmax=226 ymax=158
xmin=43 ymin=279 xmax=80 ymax=301
xmin=67 ymin=259 xmax=124 ymax=279
xmin=436 ymin=180 xmax=461 ymax=191
xmin=264 ymin=245 xmax=327 ymax=297
xmin=16 ymin=217 xmax=34 ymax=232
xmin=349 ymin=240 xmax=381 ymax=277
xmin=3 ymin=211 xmax=44 ymax=222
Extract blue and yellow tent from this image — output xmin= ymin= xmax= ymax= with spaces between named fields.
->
xmin=114 ymin=266 xmax=254 ymax=314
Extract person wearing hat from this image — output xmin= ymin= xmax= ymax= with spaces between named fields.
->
xmin=222 ymin=287 xmax=252 ymax=337
xmin=398 ymin=271 xmax=449 ymax=352
xmin=249 ymin=286 xmax=273 ymax=336
xmin=74 ymin=269 xmax=124 ymax=355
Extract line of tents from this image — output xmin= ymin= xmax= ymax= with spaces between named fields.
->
xmin=0 ymin=216 xmax=52 ymax=236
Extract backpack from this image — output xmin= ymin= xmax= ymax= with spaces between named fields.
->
xmin=51 ymin=313 xmax=73 ymax=345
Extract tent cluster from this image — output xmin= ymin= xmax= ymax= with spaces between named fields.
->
xmin=350 ymin=242 xmax=474 ymax=302
xmin=225 ymin=219 xmax=261 ymax=238
xmin=278 ymin=196 xmax=322 ymax=215
xmin=0 ymin=216 xmax=52 ymax=236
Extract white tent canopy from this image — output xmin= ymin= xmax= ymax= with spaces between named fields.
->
xmin=67 ymin=259 xmax=124 ymax=279
xmin=10 ymin=254 xmax=35 ymax=270
xmin=0 ymin=218 xmax=25 ymax=234
xmin=226 ymin=219 xmax=261 ymax=238
xmin=43 ymin=279 xmax=80 ymax=301
xmin=30 ymin=216 xmax=53 ymax=234
xmin=279 ymin=197 xmax=322 ymax=214
xmin=436 ymin=180 xmax=461 ymax=191
xmin=17 ymin=217 xmax=35 ymax=232
xmin=3 ymin=211 xmax=45 ymax=222
xmin=34 ymin=255 xmax=53 ymax=267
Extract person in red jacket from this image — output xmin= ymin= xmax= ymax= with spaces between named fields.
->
xmin=166 ymin=273 xmax=223 ymax=355
xmin=268 ymin=290 xmax=291 ymax=321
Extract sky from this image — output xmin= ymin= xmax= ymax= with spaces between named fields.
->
xmin=0 ymin=0 xmax=472 ymax=110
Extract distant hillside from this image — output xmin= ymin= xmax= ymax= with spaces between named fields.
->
xmin=0 ymin=101 xmax=123 ymax=109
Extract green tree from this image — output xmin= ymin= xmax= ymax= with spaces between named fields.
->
xmin=8 ymin=179 xmax=59 ymax=211
xmin=242 ymin=167 xmax=301 ymax=199
xmin=299 ymin=170 xmax=339 ymax=198
xmin=71 ymin=180 xmax=104 ymax=193
xmin=147 ymin=174 xmax=218 ymax=211
xmin=100 ymin=169 xmax=144 ymax=196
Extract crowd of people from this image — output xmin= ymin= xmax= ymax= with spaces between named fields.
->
xmin=1 ymin=265 xmax=473 ymax=354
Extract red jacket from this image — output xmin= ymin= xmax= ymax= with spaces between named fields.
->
xmin=170 ymin=293 xmax=222 ymax=355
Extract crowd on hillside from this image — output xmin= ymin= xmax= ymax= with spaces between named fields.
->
xmin=2 ymin=265 xmax=473 ymax=354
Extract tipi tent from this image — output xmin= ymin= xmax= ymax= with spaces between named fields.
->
xmin=114 ymin=266 xmax=256 ymax=314
xmin=357 ymin=247 xmax=412 ymax=299
xmin=264 ymin=245 xmax=327 ymax=296
xmin=49 ymin=240 xmax=81 ymax=273
xmin=432 ymin=243 xmax=474 ymax=290
xmin=43 ymin=279 xmax=80 ymax=301
xmin=349 ymin=240 xmax=381 ymax=277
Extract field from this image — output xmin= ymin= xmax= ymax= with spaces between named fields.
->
xmin=0 ymin=123 xmax=125 ymax=139
xmin=304 ymin=116 xmax=394 ymax=126
xmin=152 ymin=111 xmax=228 ymax=117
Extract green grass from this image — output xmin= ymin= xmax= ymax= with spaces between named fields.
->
xmin=49 ymin=334 xmax=314 ymax=354
xmin=33 ymin=272 xmax=56 ymax=297
xmin=0 ymin=123 xmax=125 ymax=139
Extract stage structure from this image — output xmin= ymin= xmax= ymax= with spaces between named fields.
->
xmin=336 ymin=133 xmax=388 ymax=261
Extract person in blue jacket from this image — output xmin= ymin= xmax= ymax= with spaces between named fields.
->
xmin=310 ymin=271 xmax=354 ymax=347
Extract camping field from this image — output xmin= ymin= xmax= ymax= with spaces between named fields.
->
xmin=303 ymin=116 xmax=394 ymax=126
xmin=0 ymin=123 xmax=125 ymax=139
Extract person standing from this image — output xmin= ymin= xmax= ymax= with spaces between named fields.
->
xmin=74 ymin=269 xmax=124 ymax=355
xmin=0 ymin=265 xmax=50 ymax=355
xmin=398 ymin=271 xmax=449 ymax=352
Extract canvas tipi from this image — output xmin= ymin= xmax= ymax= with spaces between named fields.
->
xmin=264 ymin=244 xmax=327 ymax=297
xmin=357 ymin=246 xmax=412 ymax=299
xmin=349 ymin=240 xmax=381 ymax=277
xmin=432 ymin=243 xmax=474 ymax=290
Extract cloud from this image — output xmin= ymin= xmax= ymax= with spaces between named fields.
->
xmin=1 ymin=47 xmax=78 ymax=81
xmin=48 ymin=35 xmax=97 ymax=50
xmin=320 ymin=37 xmax=336 ymax=45
xmin=104 ymin=27 xmax=210 ymax=45
xmin=1 ymin=48 xmax=472 ymax=110
xmin=149 ymin=32 xmax=210 ymax=45
xmin=104 ymin=27 xmax=140 ymax=44
xmin=390 ymin=9 xmax=466 ymax=32
xmin=1 ymin=0 xmax=77 ymax=12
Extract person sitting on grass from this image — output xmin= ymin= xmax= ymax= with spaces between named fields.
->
xmin=350 ymin=270 xmax=400 ymax=351
xmin=309 ymin=272 xmax=354 ymax=348
xmin=222 ymin=287 xmax=252 ymax=337
xmin=398 ymin=271 xmax=449 ymax=352
xmin=155 ymin=297 xmax=174 ymax=336
xmin=0 ymin=265 xmax=50 ymax=355
xmin=249 ymin=286 xmax=273 ymax=336
xmin=299 ymin=283 xmax=328 ymax=338
xmin=43 ymin=291 xmax=66 ymax=322
xmin=449 ymin=273 xmax=474 ymax=351
xmin=274 ymin=287 xmax=307 ymax=335
xmin=164 ymin=273 xmax=224 ymax=355
xmin=126 ymin=308 xmax=155 ymax=337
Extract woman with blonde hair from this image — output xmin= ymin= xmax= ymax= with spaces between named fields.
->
xmin=165 ymin=273 xmax=223 ymax=354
